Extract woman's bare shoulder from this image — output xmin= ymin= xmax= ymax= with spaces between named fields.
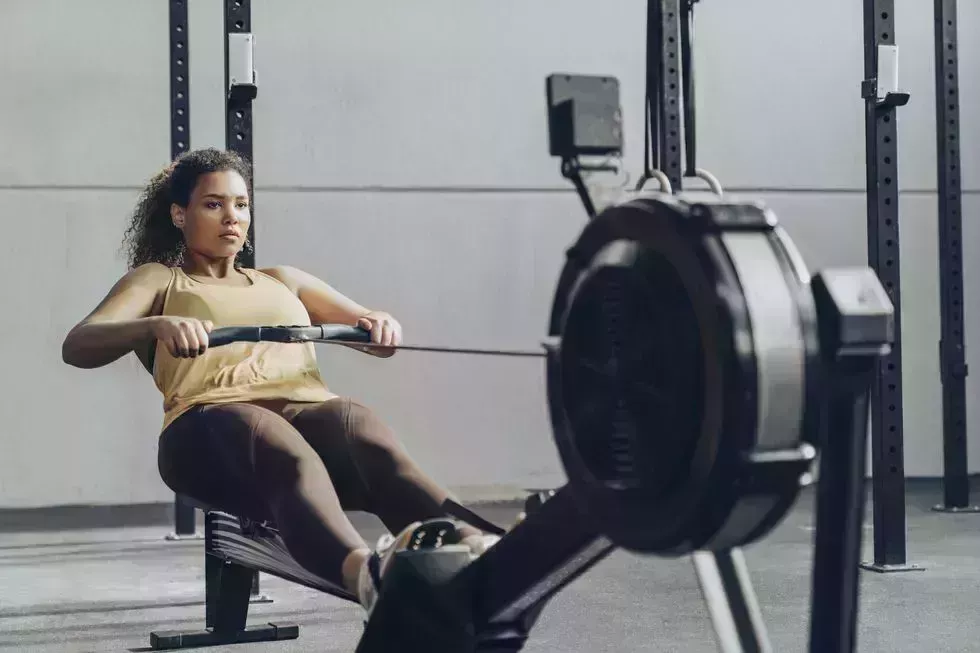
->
xmin=104 ymin=262 xmax=173 ymax=295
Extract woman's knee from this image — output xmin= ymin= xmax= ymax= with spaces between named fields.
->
xmin=344 ymin=401 xmax=414 ymax=474
xmin=238 ymin=409 xmax=327 ymax=490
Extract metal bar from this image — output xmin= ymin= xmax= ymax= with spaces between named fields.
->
xmin=317 ymin=340 xmax=546 ymax=359
xmin=680 ymin=0 xmax=697 ymax=178
xmin=565 ymin=164 xmax=599 ymax=220
xmin=169 ymin=0 xmax=190 ymax=161
xmin=660 ymin=0 xmax=684 ymax=191
xmin=693 ymin=548 xmax=772 ymax=653
xmin=933 ymin=0 xmax=973 ymax=512
xmin=644 ymin=0 xmax=662 ymax=177
xmin=861 ymin=0 xmax=909 ymax=569
xmin=808 ymin=363 xmax=875 ymax=653
xmin=225 ymin=0 xmax=255 ymax=268
xmin=172 ymin=494 xmax=197 ymax=538
xmin=206 ymin=323 xmax=547 ymax=358
xmin=451 ymin=486 xmax=614 ymax=628
xmin=223 ymin=0 xmax=260 ymax=597
xmin=169 ymin=0 xmax=197 ymax=541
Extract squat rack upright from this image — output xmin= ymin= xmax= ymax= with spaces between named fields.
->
xmin=931 ymin=0 xmax=975 ymax=515
xmin=167 ymin=0 xmax=196 ymax=543
xmin=859 ymin=0 xmax=916 ymax=575
xmin=859 ymin=0 xmax=975 ymax=574
xmin=167 ymin=0 xmax=260 ymax=536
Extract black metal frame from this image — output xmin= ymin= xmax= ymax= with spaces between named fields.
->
xmin=932 ymin=0 xmax=976 ymax=514
xmin=858 ymin=0 xmax=919 ymax=573
xmin=807 ymin=272 xmax=893 ymax=653
xmin=222 ymin=0 xmax=265 ymax=599
xmin=692 ymin=549 xmax=771 ymax=651
xmin=642 ymin=0 xmax=684 ymax=192
xmin=225 ymin=0 xmax=257 ymax=268
xmin=150 ymin=512 xmax=306 ymax=650
xmin=167 ymin=0 xmax=200 ymax=543
xmin=679 ymin=0 xmax=698 ymax=179
xmin=353 ymin=486 xmax=617 ymax=652
xmin=169 ymin=0 xmax=190 ymax=161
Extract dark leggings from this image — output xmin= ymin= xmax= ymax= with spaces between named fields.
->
xmin=157 ymin=397 xmax=472 ymax=589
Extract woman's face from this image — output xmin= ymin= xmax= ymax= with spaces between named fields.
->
xmin=172 ymin=170 xmax=251 ymax=261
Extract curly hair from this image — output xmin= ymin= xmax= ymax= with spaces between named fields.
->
xmin=122 ymin=148 xmax=253 ymax=269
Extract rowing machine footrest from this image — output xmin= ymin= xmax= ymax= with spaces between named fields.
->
xmin=149 ymin=622 xmax=298 ymax=650
xmin=356 ymin=548 xmax=475 ymax=653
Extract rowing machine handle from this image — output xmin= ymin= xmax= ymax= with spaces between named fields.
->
xmin=208 ymin=324 xmax=372 ymax=348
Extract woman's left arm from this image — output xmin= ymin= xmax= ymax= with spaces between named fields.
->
xmin=261 ymin=266 xmax=402 ymax=357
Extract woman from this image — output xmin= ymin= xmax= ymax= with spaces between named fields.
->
xmin=61 ymin=147 xmax=492 ymax=616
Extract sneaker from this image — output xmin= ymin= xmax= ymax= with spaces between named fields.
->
xmin=461 ymin=533 xmax=501 ymax=558
xmin=356 ymin=528 xmax=404 ymax=618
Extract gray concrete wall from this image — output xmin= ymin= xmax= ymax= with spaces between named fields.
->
xmin=0 ymin=0 xmax=977 ymax=508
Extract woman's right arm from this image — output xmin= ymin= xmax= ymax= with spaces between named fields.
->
xmin=62 ymin=263 xmax=172 ymax=369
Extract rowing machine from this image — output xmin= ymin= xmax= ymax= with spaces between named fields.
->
xmin=147 ymin=195 xmax=892 ymax=653
xmin=354 ymin=196 xmax=893 ymax=653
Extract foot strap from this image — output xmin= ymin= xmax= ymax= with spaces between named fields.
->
xmin=440 ymin=498 xmax=507 ymax=536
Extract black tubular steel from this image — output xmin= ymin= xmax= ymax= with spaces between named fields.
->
xmin=223 ymin=1 xmax=260 ymax=597
xmin=933 ymin=0 xmax=973 ymax=512
xmin=808 ymin=361 xmax=876 ymax=653
xmin=693 ymin=549 xmax=771 ymax=653
xmin=643 ymin=0 xmax=662 ymax=180
xmin=169 ymin=0 xmax=196 ymax=540
xmin=860 ymin=0 xmax=910 ymax=570
xmin=680 ymin=0 xmax=697 ymax=178
xmin=660 ymin=0 xmax=684 ymax=191
xmin=173 ymin=495 xmax=197 ymax=538
xmin=225 ymin=0 xmax=255 ymax=268
xmin=452 ymin=486 xmax=614 ymax=629
xmin=169 ymin=0 xmax=190 ymax=160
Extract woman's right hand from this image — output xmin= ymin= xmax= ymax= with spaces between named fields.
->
xmin=150 ymin=316 xmax=214 ymax=358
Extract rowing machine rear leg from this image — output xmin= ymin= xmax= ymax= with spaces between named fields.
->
xmin=149 ymin=546 xmax=296 ymax=649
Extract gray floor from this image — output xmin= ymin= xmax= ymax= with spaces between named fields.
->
xmin=1 ymin=485 xmax=978 ymax=653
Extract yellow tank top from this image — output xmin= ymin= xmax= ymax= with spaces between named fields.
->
xmin=153 ymin=267 xmax=332 ymax=429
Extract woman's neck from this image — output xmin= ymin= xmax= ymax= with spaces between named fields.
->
xmin=182 ymin=253 xmax=241 ymax=279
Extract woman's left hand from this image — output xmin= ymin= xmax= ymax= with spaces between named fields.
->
xmin=357 ymin=310 xmax=403 ymax=357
